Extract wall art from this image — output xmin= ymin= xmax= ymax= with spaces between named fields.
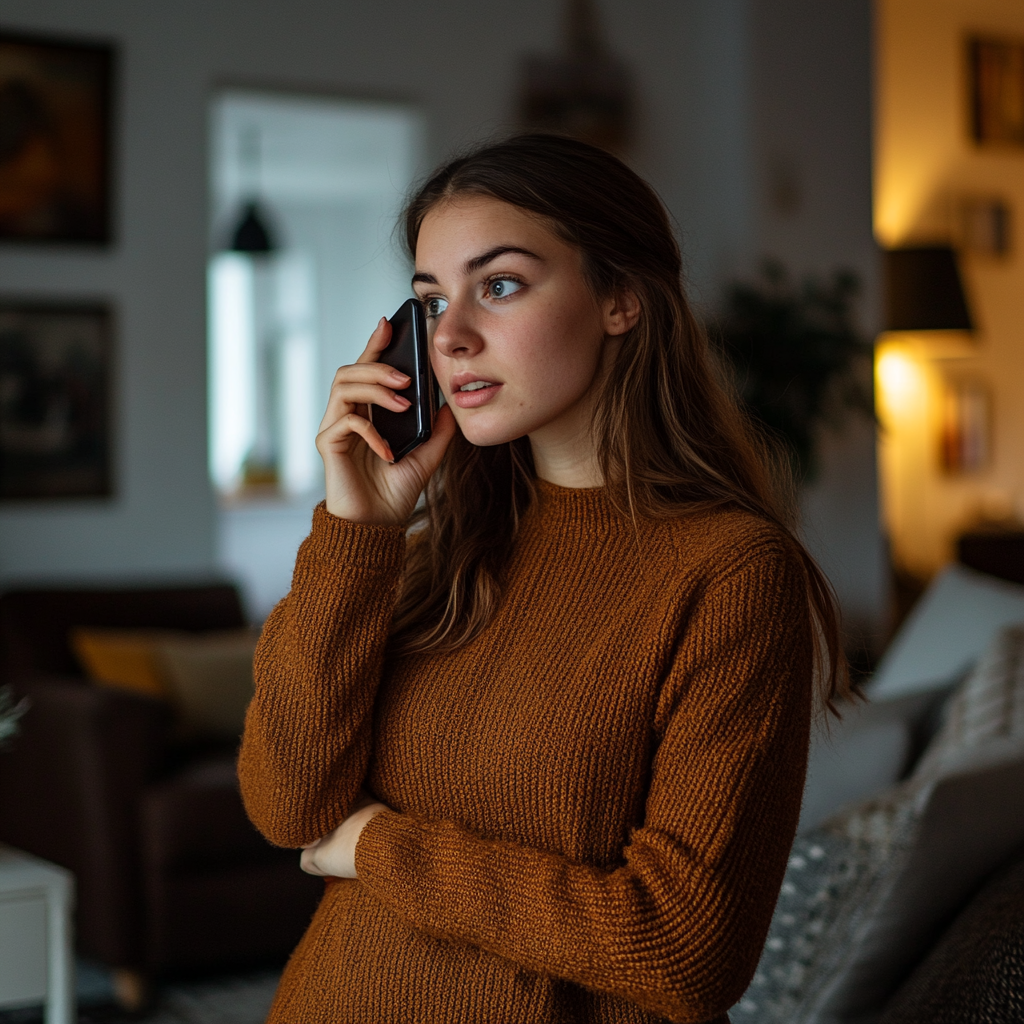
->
xmin=0 ymin=301 xmax=113 ymax=499
xmin=0 ymin=30 xmax=114 ymax=243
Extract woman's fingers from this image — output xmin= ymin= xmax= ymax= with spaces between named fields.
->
xmin=355 ymin=316 xmax=391 ymax=364
xmin=335 ymin=382 xmax=411 ymax=413
xmin=319 ymin=364 xmax=410 ymax=433
xmin=299 ymin=846 xmax=327 ymax=877
xmin=317 ymin=411 xmax=393 ymax=464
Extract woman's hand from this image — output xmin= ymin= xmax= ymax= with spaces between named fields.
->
xmin=300 ymin=790 xmax=391 ymax=879
xmin=316 ymin=316 xmax=455 ymax=526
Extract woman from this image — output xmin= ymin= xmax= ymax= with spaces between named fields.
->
xmin=238 ymin=134 xmax=849 ymax=1024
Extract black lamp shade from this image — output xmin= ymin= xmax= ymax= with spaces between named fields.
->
xmin=883 ymin=246 xmax=973 ymax=332
xmin=229 ymin=200 xmax=277 ymax=254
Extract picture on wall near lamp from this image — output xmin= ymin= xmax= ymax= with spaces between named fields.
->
xmin=940 ymin=377 xmax=991 ymax=476
xmin=969 ymin=35 xmax=1024 ymax=146
xmin=0 ymin=30 xmax=114 ymax=243
xmin=0 ymin=301 xmax=113 ymax=499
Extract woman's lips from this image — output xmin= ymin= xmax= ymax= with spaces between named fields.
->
xmin=451 ymin=383 xmax=503 ymax=408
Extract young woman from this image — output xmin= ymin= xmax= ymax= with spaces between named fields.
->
xmin=238 ymin=134 xmax=849 ymax=1024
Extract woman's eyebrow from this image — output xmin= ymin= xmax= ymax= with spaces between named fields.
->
xmin=411 ymin=245 xmax=543 ymax=288
xmin=463 ymin=245 xmax=542 ymax=274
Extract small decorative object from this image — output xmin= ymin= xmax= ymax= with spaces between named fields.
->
xmin=0 ymin=301 xmax=113 ymax=499
xmin=0 ymin=685 xmax=28 ymax=750
xmin=715 ymin=261 xmax=874 ymax=482
xmin=518 ymin=0 xmax=633 ymax=155
xmin=960 ymin=196 xmax=1012 ymax=258
xmin=940 ymin=378 xmax=991 ymax=475
xmin=969 ymin=35 xmax=1024 ymax=146
xmin=0 ymin=29 xmax=114 ymax=243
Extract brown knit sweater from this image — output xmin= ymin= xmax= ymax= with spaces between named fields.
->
xmin=238 ymin=480 xmax=813 ymax=1024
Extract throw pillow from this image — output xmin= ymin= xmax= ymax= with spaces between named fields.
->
xmin=735 ymin=624 xmax=1024 ymax=1024
xmin=156 ymin=630 xmax=258 ymax=738
xmin=911 ymin=623 xmax=1024 ymax=781
xmin=798 ymin=689 xmax=944 ymax=835
xmin=869 ymin=563 xmax=1024 ymax=699
xmin=879 ymin=852 xmax=1024 ymax=1024
xmin=71 ymin=626 xmax=259 ymax=738
xmin=71 ymin=627 xmax=177 ymax=699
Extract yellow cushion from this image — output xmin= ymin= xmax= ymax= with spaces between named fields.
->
xmin=71 ymin=628 xmax=175 ymax=699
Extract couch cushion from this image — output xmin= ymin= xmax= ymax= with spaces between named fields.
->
xmin=736 ymin=624 xmax=1024 ymax=1024
xmin=72 ymin=627 xmax=177 ymax=699
xmin=870 ymin=564 xmax=1024 ymax=699
xmin=71 ymin=627 xmax=258 ymax=739
xmin=142 ymin=757 xmax=279 ymax=871
xmin=912 ymin=623 xmax=1024 ymax=780
xmin=798 ymin=690 xmax=942 ymax=834
xmin=879 ymin=852 xmax=1024 ymax=1023
xmin=736 ymin=754 xmax=1024 ymax=1024
xmin=157 ymin=630 xmax=258 ymax=738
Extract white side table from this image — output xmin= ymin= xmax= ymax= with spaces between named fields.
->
xmin=0 ymin=844 xmax=75 ymax=1024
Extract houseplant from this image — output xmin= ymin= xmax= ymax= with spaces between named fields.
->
xmin=713 ymin=260 xmax=874 ymax=482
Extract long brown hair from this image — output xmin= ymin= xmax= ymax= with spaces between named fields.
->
xmin=391 ymin=134 xmax=851 ymax=711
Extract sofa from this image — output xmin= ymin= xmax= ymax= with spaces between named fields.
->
xmin=734 ymin=532 xmax=1024 ymax=1023
xmin=0 ymin=585 xmax=322 ymax=994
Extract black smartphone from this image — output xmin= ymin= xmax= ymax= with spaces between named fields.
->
xmin=370 ymin=298 xmax=436 ymax=462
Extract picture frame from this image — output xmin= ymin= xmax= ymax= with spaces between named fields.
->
xmin=969 ymin=35 xmax=1024 ymax=146
xmin=0 ymin=301 xmax=113 ymax=499
xmin=0 ymin=29 xmax=114 ymax=243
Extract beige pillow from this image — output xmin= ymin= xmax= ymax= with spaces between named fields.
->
xmin=155 ymin=630 xmax=259 ymax=739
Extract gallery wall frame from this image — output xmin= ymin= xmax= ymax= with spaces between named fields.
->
xmin=0 ymin=28 xmax=115 ymax=244
xmin=0 ymin=300 xmax=114 ymax=500
xmin=968 ymin=35 xmax=1024 ymax=147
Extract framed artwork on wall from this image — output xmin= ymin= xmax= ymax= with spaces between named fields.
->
xmin=939 ymin=377 xmax=991 ymax=476
xmin=969 ymin=36 xmax=1024 ymax=146
xmin=0 ymin=301 xmax=113 ymax=499
xmin=0 ymin=29 xmax=114 ymax=243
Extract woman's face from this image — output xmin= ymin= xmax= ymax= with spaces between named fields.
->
xmin=412 ymin=196 xmax=632 ymax=453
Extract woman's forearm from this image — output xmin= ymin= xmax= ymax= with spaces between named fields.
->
xmin=237 ymin=502 xmax=407 ymax=848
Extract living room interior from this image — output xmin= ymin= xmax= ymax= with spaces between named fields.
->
xmin=0 ymin=0 xmax=1022 ymax=1022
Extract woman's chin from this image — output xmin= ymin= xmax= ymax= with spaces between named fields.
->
xmin=457 ymin=417 xmax=528 ymax=449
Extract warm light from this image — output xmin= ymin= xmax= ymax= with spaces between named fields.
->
xmin=875 ymin=343 xmax=926 ymax=423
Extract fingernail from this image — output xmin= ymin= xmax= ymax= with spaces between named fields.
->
xmin=390 ymin=371 xmax=410 ymax=382
xmin=396 ymin=396 xmax=411 ymax=408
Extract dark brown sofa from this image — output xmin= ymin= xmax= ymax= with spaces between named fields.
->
xmin=0 ymin=585 xmax=322 ymax=984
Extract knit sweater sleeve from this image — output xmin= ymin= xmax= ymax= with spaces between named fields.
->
xmin=237 ymin=503 xmax=407 ymax=848
xmin=354 ymin=539 xmax=814 ymax=1024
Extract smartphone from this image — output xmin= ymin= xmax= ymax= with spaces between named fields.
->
xmin=370 ymin=298 xmax=436 ymax=462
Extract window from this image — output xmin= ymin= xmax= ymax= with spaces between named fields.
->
xmin=208 ymin=90 xmax=423 ymax=497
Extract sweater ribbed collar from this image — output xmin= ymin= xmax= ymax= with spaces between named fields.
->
xmin=531 ymin=477 xmax=618 ymax=533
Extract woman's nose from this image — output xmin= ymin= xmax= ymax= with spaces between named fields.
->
xmin=431 ymin=302 xmax=483 ymax=359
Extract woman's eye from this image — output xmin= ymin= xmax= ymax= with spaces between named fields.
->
xmin=424 ymin=297 xmax=448 ymax=318
xmin=486 ymin=278 xmax=523 ymax=300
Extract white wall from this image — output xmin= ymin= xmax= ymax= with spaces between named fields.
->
xmin=0 ymin=0 xmax=884 ymax=644
xmin=749 ymin=0 xmax=886 ymax=653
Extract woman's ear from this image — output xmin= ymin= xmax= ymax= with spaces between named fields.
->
xmin=602 ymin=288 xmax=642 ymax=337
